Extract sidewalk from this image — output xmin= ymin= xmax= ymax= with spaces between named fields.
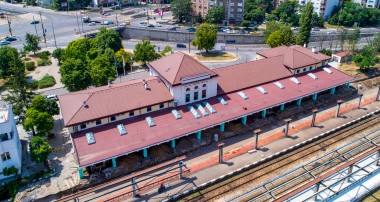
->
xmin=109 ymin=87 xmax=380 ymax=201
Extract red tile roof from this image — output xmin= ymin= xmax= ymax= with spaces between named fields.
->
xmin=148 ymin=52 xmax=218 ymax=86
xmin=214 ymin=55 xmax=293 ymax=94
xmin=333 ymin=51 xmax=352 ymax=57
xmin=257 ymin=46 xmax=331 ymax=69
xmin=72 ymin=67 xmax=355 ymax=167
xmin=59 ymin=77 xmax=173 ymax=126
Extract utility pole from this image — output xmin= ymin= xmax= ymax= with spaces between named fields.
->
xmin=188 ymin=29 xmax=190 ymax=53
xmin=51 ymin=20 xmax=57 ymax=48
xmin=115 ymin=9 xmax=118 ymax=26
xmin=39 ymin=11 xmax=47 ymax=48
xmin=80 ymin=11 xmax=84 ymax=35
xmin=76 ymin=11 xmax=81 ymax=35
xmin=6 ymin=13 xmax=12 ymax=36
xmin=33 ymin=16 xmax=38 ymax=36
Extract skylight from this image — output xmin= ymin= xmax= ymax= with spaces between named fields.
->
xmin=145 ymin=116 xmax=156 ymax=127
xmin=171 ymin=109 xmax=182 ymax=119
xmin=196 ymin=104 xmax=209 ymax=116
xmin=86 ymin=132 xmax=96 ymax=145
xmin=218 ymin=97 xmax=228 ymax=105
xmin=203 ymin=102 xmax=216 ymax=114
xmin=188 ymin=106 xmax=201 ymax=119
xmin=307 ymin=73 xmax=318 ymax=80
xmin=290 ymin=77 xmax=301 ymax=84
xmin=117 ymin=124 xmax=127 ymax=135
xmin=323 ymin=67 xmax=333 ymax=74
xmin=274 ymin=82 xmax=285 ymax=89
xmin=237 ymin=91 xmax=248 ymax=99
xmin=256 ymin=86 xmax=267 ymax=94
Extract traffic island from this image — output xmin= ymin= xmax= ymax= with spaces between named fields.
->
xmin=189 ymin=52 xmax=240 ymax=63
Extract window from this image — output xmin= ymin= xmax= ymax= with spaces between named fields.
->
xmin=96 ymin=119 xmax=102 ymax=125
xmin=194 ymin=86 xmax=199 ymax=90
xmin=230 ymin=2 xmax=234 ymax=6
xmin=202 ymin=89 xmax=207 ymax=98
xmin=237 ymin=14 xmax=242 ymax=19
xmin=309 ymin=66 xmax=313 ymax=70
xmin=303 ymin=68 xmax=307 ymax=72
xmin=296 ymin=69 xmax=300 ymax=74
xmin=147 ymin=106 xmax=152 ymax=112
xmin=202 ymin=83 xmax=207 ymax=88
xmin=110 ymin=116 xmax=116 ymax=122
xmin=1 ymin=152 xmax=11 ymax=161
xmin=160 ymin=103 xmax=165 ymax=109
xmin=80 ymin=123 xmax=87 ymax=129
xmin=185 ymin=93 xmax=191 ymax=102
xmin=237 ymin=8 xmax=242 ymax=12
xmin=186 ymin=88 xmax=190 ymax=92
xmin=129 ymin=111 xmax=134 ymax=117
xmin=237 ymin=2 xmax=243 ymax=6
xmin=194 ymin=92 xmax=199 ymax=100
xmin=219 ymin=2 xmax=223 ymax=6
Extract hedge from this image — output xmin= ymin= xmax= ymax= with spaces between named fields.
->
xmin=25 ymin=61 xmax=36 ymax=71
xmin=38 ymin=75 xmax=56 ymax=89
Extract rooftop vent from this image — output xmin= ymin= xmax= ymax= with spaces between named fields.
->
xmin=290 ymin=77 xmax=301 ymax=85
xmin=312 ymin=46 xmax=317 ymax=53
xmin=86 ymin=132 xmax=96 ymax=145
xmin=307 ymin=73 xmax=318 ymax=80
xmin=256 ymin=86 xmax=267 ymax=94
xmin=83 ymin=101 xmax=89 ymax=108
xmin=274 ymin=82 xmax=285 ymax=89
xmin=237 ymin=91 xmax=248 ymax=100
xmin=203 ymin=102 xmax=216 ymax=113
xmin=218 ymin=97 xmax=228 ymax=105
xmin=196 ymin=104 xmax=209 ymax=116
xmin=171 ymin=109 xmax=182 ymax=119
xmin=142 ymin=79 xmax=149 ymax=90
xmin=187 ymin=106 xmax=201 ymax=119
xmin=117 ymin=124 xmax=127 ymax=135
xmin=145 ymin=116 xmax=156 ymax=127
xmin=323 ymin=67 xmax=333 ymax=74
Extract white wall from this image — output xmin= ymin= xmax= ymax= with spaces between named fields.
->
xmin=0 ymin=106 xmax=22 ymax=180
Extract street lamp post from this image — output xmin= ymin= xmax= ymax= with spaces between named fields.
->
xmin=39 ymin=11 xmax=47 ymax=48
xmin=33 ymin=16 xmax=38 ymax=36
xmin=51 ymin=20 xmax=57 ymax=48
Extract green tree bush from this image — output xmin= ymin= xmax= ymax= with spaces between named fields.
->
xmin=354 ymin=46 xmax=376 ymax=71
xmin=52 ymin=48 xmax=64 ymax=65
xmin=133 ymin=40 xmax=160 ymax=65
xmin=24 ymin=33 xmax=40 ymax=55
xmin=92 ymin=27 xmax=123 ymax=52
xmin=29 ymin=136 xmax=52 ymax=163
xmin=25 ymin=61 xmax=36 ymax=71
xmin=89 ymin=55 xmax=117 ymax=87
xmin=192 ymin=23 xmax=217 ymax=53
xmin=23 ymin=108 xmax=54 ymax=136
xmin=205 ymin=6 xmax=224 ymax=24
xmin=296 ymin=2 xmax=313 ymax=45
xmin=60 ymin=58 xmax=91 ymax=92
xmin=171 ymin=0 xmax=191 ymax=23
xmin=31 ymin=95 xmax=59 ymax=116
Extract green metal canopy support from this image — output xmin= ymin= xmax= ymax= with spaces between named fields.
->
xmin=312 ymin=93 xmax=318 ymax=101
xmin=78 ymin=167 xmax=84 ymax=179
xmin=112 ymin=158 xmax=117 ymax=168
xmin=297 ymin=98 xmax=302 ymax=106
xmin=171 ymin=139 xmax=176 ymax=149
xmin=262 ymin=109 xmax=267 ymax=118
xmin=241 ymin=116 xmax=247 ymax=125
xmin=220 ymin=123 xmax=225 ymax=132
xmin=197 ymin=131 xmax=202 ymax=140
xmin=346 ymin=82 xmax=350 ymax=89
xmin=143 ymin=148 xmax=148 ymax=158
xmin=280 ymin=103 xmax=285 ymax=111
xmin=330 ymin=86 xmax=336 ymax=95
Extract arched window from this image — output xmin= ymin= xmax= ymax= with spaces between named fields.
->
xmin=186 ymin=88 xmax=190 ymax=92
xmin=194 ymin=86 xmax=199 ymax=90
xmin=202 ymin=84 xmax=207 ymax=88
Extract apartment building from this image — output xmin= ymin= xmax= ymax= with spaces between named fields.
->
xmin=0 ymin=102 xmax=22 ymax=181
xmin=352 ymin=0 xmax=380 ymax=8
xmin=192 ymin=0 xmax=244 ymax=25
xmin=276 ymin=0 xmax=339 ymax=19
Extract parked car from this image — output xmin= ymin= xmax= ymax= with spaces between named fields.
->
xmin=46 ymin=94 xmax=58 ymax=101
xmin=310 ymin=31 xmax=316 ymax=35
xmin=327 ymin=31 xmax=336 ymax=34
xmin=5 ymin=36 xmax=17 ymax=41
xmin=101 ymin=21 xmax=110 ymax=25
xmin=31 ymin=20 xmax=39 ymax=24
xmin=186 ymin=27 xmax=196 ymax=32
xmin=148 ymin=24 xmax=155 ymax=27
xmin=237 ymin=30 xmax=247 ymax=34
xmin=0 ymin=41 xmax=10 ymax=46
xmin=89 ymin=22 xmax=96 ymax=26
xmin=90 ymin=20 xmax=101 ymax=23
xmin=119 ymin=22 xmax=127 ymax=27
xmin=108 ymin=21 xmax=114 ymax=24
xmin=124 ymin=20 xmax=131 ymax=25
xmin=167 ymin=26 xmax=177 ymax=31
xmin=249 ymin=31 xmax=260 ymax=35
xmin=312 ymin=27 xmax=320 ymax=31
xmin=154 ymin=23 xmax=161 ymax=27
xmin=140 ymin=24 xmax=147 ymax=28
xmin=103 ymin=12 xmax=111 ymax=16
xmin=176 ymin=43 xmax=186 ymax=48
xmin=140 ymin=21 xmax=148 ymax=25
xmin=146 ymin=16 xmax=151 ymax=20
xmin=291 ymin=27 xmax=299 ymax=30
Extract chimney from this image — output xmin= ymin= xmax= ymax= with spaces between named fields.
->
xmin=312 ymin=47 xmax=317 ymax=53
xmin=83 ymin=101 xmax=88 ymax=108
xmin=142 ymin=79 xmax=149 ymax=90
xmin=303 ymin=43 xmax=307 ymax=48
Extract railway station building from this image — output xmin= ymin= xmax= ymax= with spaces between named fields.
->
xmin=58 ymin=45 xmax=355 ymax=178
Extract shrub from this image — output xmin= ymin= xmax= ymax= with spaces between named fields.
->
xmin=41 ymin=50 xmax=51 ymax=56
xmin=29 ymin=81 xmax=39 ymax=90
xmin=38 ymin=75 xmax=56 ymax=89
xmin=38 ymin=59 xmax=52 ymax=66
xmin=25 ymin=61 xmax=36 ymax=71
xmin=374 ymin=57 xmax=380 ymax=63
xmin=252 ymin=26 xmax=259 ymax=31
xmin=38 ymin=51 xmax=50 ymax=60
xmin=233 ymin=26 xmax=241 ymax=30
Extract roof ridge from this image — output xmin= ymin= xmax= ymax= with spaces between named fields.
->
xmin=172 ymin=52 xmax=186 ymax=83
xmin=216 ymin=55 xmax=284 ymax=71
xmin=66 ymin=92 xmax=95 ymax=125
xmin=294 ymin=48 xmax=320 ymax=62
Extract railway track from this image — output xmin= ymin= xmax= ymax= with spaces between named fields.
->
xmin=178 ymin=111 xmax=380 ymax=202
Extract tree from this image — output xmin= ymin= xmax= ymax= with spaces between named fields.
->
xmin=52 ymin=48 xmax=64 ymax=65
xmin=29 ymin=136 xmax=52 ymax=164
xmin=347 ymin=27 xmax=361 ymax=52
xmin=115 ymin=49 xmax=133 ymax=71
xmin=24 ymin=33 xmax=40 ymax=55
xmin=60 ymin=58 xmax=91 ymax=92
xmin=311 ymin=13 xmax=324 ymax=28
xmin=133 ymin=40 xmax=160 ymax=65
xmin=270 ymin=1 xmax=299 ymax=26
xmin=354 ymin=46 xmax=375 ymax=71
xmin=372 ymin=33 xmax=380 ymax=52
xmin=196 ymin=13 xmax=203 ymax=23
xmin=171 ymin=0 xmax=191 ymax=23
xmin=266 ymin=26 xmax=294 ymax=48
xmin=89 ymin=55 xmax=117 ymax=87
xmin=296 ymin=2 xmax=313 ymax=46
xmin=23 ymin=108 xmax=54 ymax=136
xmin=160 ymin=45 xmax=173 ymax=56
xmin=241 ymin=20 xmax=251 ymax=29
xmin=337 ymin=28 xmax=348 ymax=51
xmin=63 ymin=38 xmax=91 ymax=62
xmin=0 ymin=46 xmax=24 ymax=79
xmin=192 ymin=23 xmax=217 ymax=53
xmin=3 ymin=166 xmax=19 ymax=177
xmin=245 ymin=8 xmax=266 ymax=24
xmin=205 ymin=6 xmax=224 ymax=24
xmin=320 ymin=49 xmax=332 ymax=56
xmin=264 ymin=21 xmax=294 ymax=44
xmin=328 ymin=1 xmax=380 ymax=26
xmin=92 ymin=27 xmax=123 ymax=52
xmin=31 ymin=95 xmax=59 ymax=116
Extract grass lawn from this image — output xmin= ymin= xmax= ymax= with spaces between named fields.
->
xmin=362 ymin=187 xmax=380 ymax=202
xmin=339 ymin=63 xmax=362 ymax=77
xmin=195 ymin=52 xmax=238 ymax=62
xmin=324 ymin=22 xmax=345 ymax=29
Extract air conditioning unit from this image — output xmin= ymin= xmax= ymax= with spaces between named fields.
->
xmin=174 ymin=100 xmax=178 ymax=107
